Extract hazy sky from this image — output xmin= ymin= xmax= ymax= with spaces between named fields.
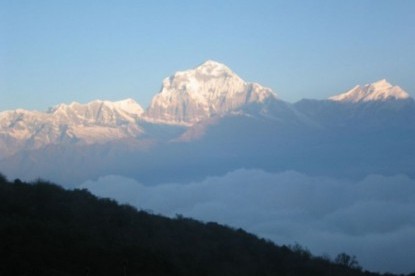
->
xmin=1 ymin=0 xmax=414 ymax=111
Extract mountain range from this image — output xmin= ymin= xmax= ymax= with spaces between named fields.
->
xmin=1 ymin=60 xmax=414 ymax=186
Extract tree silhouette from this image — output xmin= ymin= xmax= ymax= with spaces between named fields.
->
xmin=335 ymin=252 xmax=361 ymax=270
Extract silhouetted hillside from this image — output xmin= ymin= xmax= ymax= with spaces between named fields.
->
xmin=0 ymin=174 xmax=410 ymax=276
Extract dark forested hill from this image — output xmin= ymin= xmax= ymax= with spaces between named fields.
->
xmin=0 ymin=174 xmax=409 ymax=276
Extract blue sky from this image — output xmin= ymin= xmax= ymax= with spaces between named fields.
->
xmin=1 ymin=0 xmax=414 ymax=111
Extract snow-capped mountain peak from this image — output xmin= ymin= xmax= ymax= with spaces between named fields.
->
xmin=112 ymin=98 xmax=144 ymax=115
xmin=145 ymin=60 xmax=277 ymax=124
xmin=329 ymin=79 xmax=410 ymax=103
xmin=0 ymin=99 xmax=145 ymax=157
xmin=371 ymin=79 xmax=392 ymax=90
xmin=51 ymin=98 xmax=143 ymax=114
xmin=49 ymin=99 xmax=143 ymax=124
xmin=193 ymin=60 xmax=234 ymax=77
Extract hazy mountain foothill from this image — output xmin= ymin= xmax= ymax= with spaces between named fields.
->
xmin=1 ymin=61 xmax=414 ymax=274
xmin=1 ymin=175 xmax=412 ymax=276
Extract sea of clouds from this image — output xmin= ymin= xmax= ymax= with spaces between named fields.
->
xmin=81 ymin=169 xmax=415 ymax=274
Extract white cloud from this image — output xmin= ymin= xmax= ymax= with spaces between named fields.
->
xmin=80 ymin=170 xmax=415 ymax=274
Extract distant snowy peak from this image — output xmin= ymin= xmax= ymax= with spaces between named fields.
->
xmin=0 ymin=99 xmax=145 ymax=155
xmin=329 ymin=79 xmax=411 ymax=103
xmin=112 ymin=98 xmax=144 ymax=115
xmin=49 ymin=99 xmax=144 ymax=124
xmin=50 ymin=98 xmax=144 ymax=115
xmin=145 ymin=60 xmax=277 ymax=124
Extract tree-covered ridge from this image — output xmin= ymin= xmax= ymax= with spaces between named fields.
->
xmin=0 ymin=174 xmax=411 ymax=276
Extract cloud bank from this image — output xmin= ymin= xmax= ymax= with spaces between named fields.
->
xmin=81 ymin=170 xmax=415 ymax=274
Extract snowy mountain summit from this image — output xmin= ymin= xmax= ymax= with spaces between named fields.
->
xmin=0 ymin=99 xmax=144 ymax=157
xmin=145 ymin=60 xmax=277 ymax=124
xmin=329 ymin=79 xmax=410 ymax=103
xmin=49 ymin=98 xmax=143 ymax=125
